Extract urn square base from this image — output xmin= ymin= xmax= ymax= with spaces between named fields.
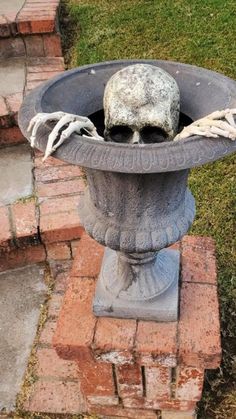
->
xmin=93 ymin=248 xmax=180 ymax=322
xmin=51 ymin=234 xmax=221 ymax=419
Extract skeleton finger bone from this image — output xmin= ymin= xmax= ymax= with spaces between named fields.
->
xmin=28 ymin=112 xmax=67 ymax=147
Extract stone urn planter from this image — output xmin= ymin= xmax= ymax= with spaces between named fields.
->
xmin=19 ymin=59 xmax=236 ymax=321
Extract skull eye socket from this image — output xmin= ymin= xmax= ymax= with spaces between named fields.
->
xmin=140 ymin=126 xmax=168 ymax=143
xmin=108 ymin=125 xmax=133 ymax=143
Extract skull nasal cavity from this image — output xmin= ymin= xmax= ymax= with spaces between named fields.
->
xmin=109 ymin=125 xmax=133 ymax=143
xmin=141 ymin=126 xmax=168 ymax=143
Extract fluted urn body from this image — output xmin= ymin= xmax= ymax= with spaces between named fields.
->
xmin=18 ymin=59 xmax=236 ymax=321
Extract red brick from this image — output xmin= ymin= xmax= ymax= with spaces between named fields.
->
xmin=36 ymin=348 xmax=78 ymax=379
xmin=40 ymin=210 xmax=84 ymax=243
xmin=37 ymin=179 xmax=85 ymax=198
xmin=43 ymin=34 xmax=62 ymax=57
xmin=46 ymin=242 xmax=71 ymax=260
xmin=0 ymin=21 xmax=10 ymax=37
xmin=12 ymin=201 xmax=38 ymax=240
xmin=162 ymin=411 xmax=196 ymax=419
xmin=77 ymin=351 xmax=116 ymax=399
xmin=123 ymin=397 xmax=196 ymax=411
xmin=27 ymin=58 xmax=64 ymax=73
xmin=0 ymin=96 xmax=10 ymax=128
xmin=175 ymin=367 xmax=204 ymax=401
xmin=0 ymin=206 xmax=12 ymax=248
xmin=116 ymin=364 xmax=143 ymax=399
xmin=27 ymin=70 xmax=63 ymax=81
xmin=35 ymin=165 xmax=83 ymax=182
xmin=71 ymin=239 xmax=81 ymax=258
xmin=39 ymin=320 xmax=57 ymax=346
xmin=17 ymin=19 xmax=56 ymax=34
xmin=88 ymin=404 xmax=157 ymax=419
xmin=53 ymin=277 xmax=97 ymax=360
xmin=54 ymin=271 xmax=69 ymax=293
xmin=48 ymin=294 xmax=63 ymax=319
xmin=25 ymin=34 xmax=44 ymax=56
xmin=25 ymin=380 xmax=86 ymax=414
xmin=145 ymin=366 xmax=171 ymax=400
xmin=136 ymin=321 xmax=177 ymax=367
xmin=0 ymin=37 xmax=25 ymax=58
xmin=0 ymin=126 xmax=26 ymax=146
xmin=34 ymin=153 xmax=66 ymax=168
xmin=0 ymin=245 xmax=46 ymax=272
xmin=181 ymin=236 xmax=217 ymax=284
xmin=94 ymin=317 xmax=136 ymax=364
xmin=26 ymin=80 xmax=45 ymax=91
xmin=178 ymin=282 xmax=221 ymax=368
xmin=49 ymin=259 xmax=72 ymax=278
xmin=71 ymin=233 xmax=104 ymax=277
xmin=40 ymin=195 xmax=79 ymax=216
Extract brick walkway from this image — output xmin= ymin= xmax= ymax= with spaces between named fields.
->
xmin=0 ymin=1 xmax=87 ymax=415
xmin=0 ymin=0 xmax=86 ymax=273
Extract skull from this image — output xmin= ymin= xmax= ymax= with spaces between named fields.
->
xmin=103 ymin=64 xmax=180 ymax=144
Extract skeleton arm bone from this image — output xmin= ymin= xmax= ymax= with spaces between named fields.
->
xmin=27 ymin=112 xmax=104 ymax=161
xmin=174 ymin=108 xmax=236 ymax=141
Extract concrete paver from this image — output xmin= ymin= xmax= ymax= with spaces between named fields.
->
xmin=0 ymin=264 xmax=47 ymax=412
xmin=0 ymin=0 xmax=24 ymax=16
xmin=0 ymin=144 xmax=33 ymax=205
xmin=0 ymin=58 xmax=25 ymax=97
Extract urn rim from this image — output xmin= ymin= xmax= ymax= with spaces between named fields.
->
xmin=19 ymin=59 xmax=236 ymax=174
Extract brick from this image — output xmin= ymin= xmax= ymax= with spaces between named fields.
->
xmin=71 ymin=239 xmax=81 ymax=258
xmin=145 ymin=366 xmax=171 ymax=400
xmin=34 ymin=153 xmax=66 ymax=168
xmin=77 ymin=351 xmax=115 ymax=399
xmin=37 ymin=179 xmax=85 ymax=198
xmin=25 ymin=34 xmax=44 ymax=56
xmin=0 ymin=245 xmax=46 ymax=272
xmin=0 ymin=38 xmax=25 ymax=58
xmin=94 ymin=317 xmax=136 ymax=364
xmin=71 ymin=233 xmax=104 ymax=277
xmin=88 ymin=405 xmax=157 ymax=419
xmin=179 ymin=282 xmax=221 ymax=368
xmin=123 ymin=397 xmax=196 ymax=411
xmin=175 ymin=367 xmax=204 ymax=401
xmin=54 ymin=271 xmax=69 ymax=293
xmin=27 ymin=58 xmax=64 ymax=73
xmin=0 ymin=21 xmax=10 ymax=37
xmin=162 ymin=411 xmax=196 ymax=419
xmin=87 ymin=395 xmax=119 ymax=406
xmin=46 ymin=242 xmax=71 ymax=260
xmin=6 ymin=92 xmax=23 ymax=114
xmin=39 ymin=320 xmax=57 ymax=346
xmin=26 ymin=80 xmax=45 ymax=91
xmin=40 ymin=195 xmax=79 ymax=216
xmin=0 ymin=206 xmax=12 ymax=248
xmin=27 ymin=70 xmax=63 ymax=81
xmin=116 ymin=364 xmax=143 ymax=399
xmin=136 ymin=321 xmax=177 ymax=366
xmin=48 ymin=294 xmax=63 ymax=319
xmin=25 ymin=380 xmax=86 ymax=414
xmin=0 ymin=126 xmax=26 ymax=146
xmin=40 ymin=210 xmax=84 ymax=243
xmin=35 ymin=165 xmax=83 ymax=182
xmin=11 ymin=201 xmax=38 ymax=241
xmin=36 ymin=348 xmax=78 ymax=379
xmin=53 ymin=277 xmax=97 ymax=360
xmin=43 ymin=34 xmax=62 ymax=57
xmin=49 ymin=259 xmax=72 ymax=278
xmin=181 ymin=236 xmax=217 ymax=284
xmin=0 ymin=96 xmax=9 ymax=128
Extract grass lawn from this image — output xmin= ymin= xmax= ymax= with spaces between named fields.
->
xmin=61 ymin=1 xmax=236 ymax=417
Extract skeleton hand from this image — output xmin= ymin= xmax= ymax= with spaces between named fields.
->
xmin=27 ymin=112 xmax=104 ymax=161
xmin=174 ymin=109 xmax=236 ymax=141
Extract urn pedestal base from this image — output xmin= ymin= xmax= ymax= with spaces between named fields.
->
xmin=52 ymin=233 xmax=222 ymax=419
xmin=93 ymin=248 xmax=180 ymax=321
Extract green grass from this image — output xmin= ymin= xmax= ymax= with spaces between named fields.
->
xmin=60 ymin=1 xmax=236 ymax=417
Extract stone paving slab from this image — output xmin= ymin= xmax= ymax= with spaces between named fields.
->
xmin=0 ymin=58 xmax=25 ymax=97
xmin=0 ymin=264 xmax=47 ymax=413
xmin=0 ymin=0 xmax=24 ymax=16
xmin=0 ymin=144 xmax=33 ymax=206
